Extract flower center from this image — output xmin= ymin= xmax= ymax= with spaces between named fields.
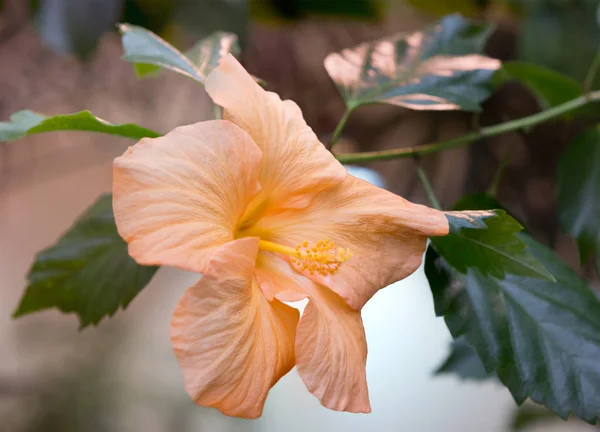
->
xmin=237 ymin=197 xmax=270 ymax=232
xmin=258 ymin=239 xmax=352 ymax=276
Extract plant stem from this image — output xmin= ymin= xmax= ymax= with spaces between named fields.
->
xmin=213 ymin=104 xmax=222 ymax=120
xmin=487 ymin=146 xmax=512 ymax=197
xmin=336 ymin=90 xmax=600 ymax=164
xmin=416 ymin=166 xmax=441 ymax=210
xmin=327 ymin=107 xmax=354 ymax=151
xmin=584 ymin=50 xmax=600 ymax=92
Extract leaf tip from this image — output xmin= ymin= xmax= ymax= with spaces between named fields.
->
xmin=117 ymin=23 xmax=132 ymax=35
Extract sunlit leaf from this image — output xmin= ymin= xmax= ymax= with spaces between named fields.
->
xmin=0 ymin=110 xmax=160 ymax=142
xmin=13 ymin=195 xmax=157 ymax=328
xmin=426 ymin=236 xmax=600 ymax=423
xmin=324 ymin=14 xmax=500 ymax=112
xmin=557 ymin=127 xmax=600 ymax=274
xmin=119 ymin=24 xmax=241 ymax=84
xmin=184 ymin=31 xmax=240 ymax=77
xmin=119 ymin=23 xmax=203 ymax=81
xmin=432 ymin=210 xmax=554 ymax=281
xmin=453 ymin=192 xmax=531 ymax=233
xmin=495 ymin=61 xmax=582 ymax=109
xmin=434 ymin=337 xmax=493 ymax=381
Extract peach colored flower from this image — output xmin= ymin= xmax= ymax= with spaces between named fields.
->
xmin=113 ymin=55 xmax=449 ymax=419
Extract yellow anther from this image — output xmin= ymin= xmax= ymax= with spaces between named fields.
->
xmin=258 ymin=239 xmax=352 ymax=276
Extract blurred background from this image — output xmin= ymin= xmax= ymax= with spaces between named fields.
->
xmin=1 ymin=0 xmax=599 ymax=430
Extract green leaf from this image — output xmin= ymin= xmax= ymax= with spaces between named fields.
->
xmin=432 ymin=210 xmax=554 ymax=281
xmin=13 ymin=195 xmax=157 ymax=328
xmin=557 ymin=127 xmax=600 ymax=273
xmin=119 ymin=25 xmax=241 ymax=84
xmin=134 ymin=62 xmax=162 ymax=77
xmin=426 ymin=236 xmax=600 ymax=423
xmin=0 ymin=110 xmax=160 ymax=142
xmin=324 ymin=14 xmax=501 ymax=112
xmin=434 ymin=338 xmax=493 ymax=381
xmin=184 ymin=31 xmax=240 ymax=77
xmin=494 ymin=61 xmax=582 ymax=109
xmin=119 ymin=23 xmax=203 ymax=82
xmin=519 ymin=2 xmax=600 ymax=89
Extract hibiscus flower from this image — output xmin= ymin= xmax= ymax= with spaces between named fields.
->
xmin=113 ymin=54 xmax=449 ymax=419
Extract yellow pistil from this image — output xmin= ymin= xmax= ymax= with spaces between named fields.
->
xmin=237 ymin=198 xmax=271 ymax=233
xmin=258 ymin=239 xmax=352 ymax=276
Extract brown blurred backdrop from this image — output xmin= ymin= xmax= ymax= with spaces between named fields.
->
xmin=1 ymin=0 xmax=599 ymax=430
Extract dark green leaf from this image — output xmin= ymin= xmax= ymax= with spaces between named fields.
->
xmin=494 ymin=61 xmax=582 ymax=109
xmin=453 ymin=192 xmax=533 ymax=234
xmin=432 ymin=210 xmax=554 ymax=281
xmin=426 ymin=236 xmax=600 ymax=423
xmin=33 ymin=0 xmax=122 ymax=59
xmin=324 ymin=14 xmax=500 ymax=112
xmin=13 ymin=195 xmax=157 ymax=327
xmin=424 ymin=246 xmax=455 ymax=317
xmin=557 ymin=127 xmax=600 ymax=273
xmin=0 ymin=110 xmax=160 ymax=142
xmin=434 ymin=338 xmax=493 ymax=381
xmin=519 ymin=2 xmax=600 ymax=89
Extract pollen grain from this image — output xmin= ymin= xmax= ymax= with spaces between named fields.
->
xmin=258 ymin=239 xmax=352 ymax=276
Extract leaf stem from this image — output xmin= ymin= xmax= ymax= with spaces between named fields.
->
xmin=213 ymin=104 xmax=223 ymax=120
xmin=487 ymin=146 xmax=512 ymax=197
xmin=583 ymin=49 xmax=600 ymax=92
xmin=335 ymin=90 xmax=600 ymax=164
xmin=327 ymin=107 xmax=354 ymax=151
xmin=416 ymin=165 xmax=441 ymax=210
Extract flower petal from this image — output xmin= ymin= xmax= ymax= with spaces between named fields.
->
xmin=170 ymin=238 xmax=299 ymax=419
xmin=113 ymin=120 xmax=261 ymax=272
xmin=296 ymin=283 xmax=371 ymax=413
xmin=255 ymin=251 xmax=312 ymax=302
xmin=205 ymin=54 xmax=346 ymax=213
xmin=256 ymin=175 xmax=449 ymax=310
